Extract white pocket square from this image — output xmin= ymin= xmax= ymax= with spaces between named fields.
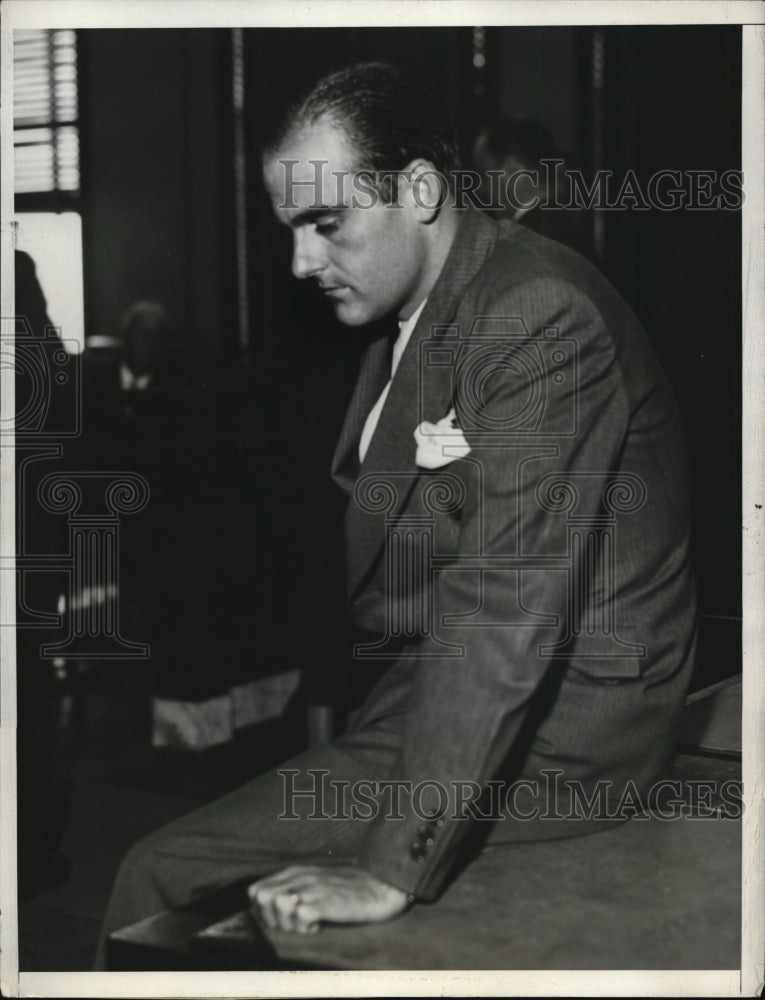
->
xmin=414 ymin=407 xmax=471 ymax=469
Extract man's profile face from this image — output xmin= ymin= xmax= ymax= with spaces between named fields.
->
xmin=263 ymin=117 xmax=430 ymax=325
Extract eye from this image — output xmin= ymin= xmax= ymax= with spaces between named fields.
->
xmin=315 ymin=217 xmax=340 ymax=236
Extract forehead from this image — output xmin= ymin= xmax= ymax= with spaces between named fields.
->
xmin=263 ymin=118 xmax=359 ymax=211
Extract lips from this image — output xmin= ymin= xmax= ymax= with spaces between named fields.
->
xmin=320 ymin=285 xmax=349 ymax=299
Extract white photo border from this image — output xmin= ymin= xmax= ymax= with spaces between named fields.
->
xmin=1 ymin=2 xmax=762 ymax=998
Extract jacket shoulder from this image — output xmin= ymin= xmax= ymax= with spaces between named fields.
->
xmin=460 ymin=220 xmax=644 ymax=341
xmin=479 ymin=222 xmax=606 ymax=298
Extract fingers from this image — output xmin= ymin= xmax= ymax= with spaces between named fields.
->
xmin=262 ymin=889 xmax=320 ymax=935
xmin=248 ymin=867 xmax=322 ymax=935
xmin=249 ymin=878 xmax=295 ymax=932
xmin=248 ymin=864 xmax=410 ymax=934
xmin=272 ymin=889 xmax=299 ymax=932
xmin=293 ymin=896 xmax=321 ymax=935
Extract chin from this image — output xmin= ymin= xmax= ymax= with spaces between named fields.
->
xmin=333 ymin=302 xmax=375 ymax=327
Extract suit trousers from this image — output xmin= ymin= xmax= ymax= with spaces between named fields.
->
xmin=94 ymin=716 xmax=403 ymax=968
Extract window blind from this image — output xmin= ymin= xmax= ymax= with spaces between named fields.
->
xmin=13 ymin=29 xmax=80 ymax=195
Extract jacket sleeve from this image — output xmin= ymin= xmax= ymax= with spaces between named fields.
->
xmin=356 ymin=276 xmax=639 ymax=899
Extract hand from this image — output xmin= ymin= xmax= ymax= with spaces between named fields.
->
xmin=247 ymin=864 xmax=410 ymax=935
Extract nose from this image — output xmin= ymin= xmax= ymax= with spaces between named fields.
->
xmin=291 ymin=227 xmax=325 ymax=280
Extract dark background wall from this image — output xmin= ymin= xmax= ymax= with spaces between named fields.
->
xmin=78 ymin=29 xmax=236 ymax=354
xmin=496 ymin=27 xmax=579 ymax=155
xmin=596 ymin=25 xmax=742 ymax=326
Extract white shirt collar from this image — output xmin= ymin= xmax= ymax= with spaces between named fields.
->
xmin=391 ymin=298 xmax=427 ymax=377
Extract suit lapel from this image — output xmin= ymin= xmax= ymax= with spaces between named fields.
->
xmin=337 ymin=206 xmax=499 ymax=600
xmin=330 ymin=332 xmax=391 ymax=494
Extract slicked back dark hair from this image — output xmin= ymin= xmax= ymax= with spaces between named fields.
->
xmin=264 ymin=61 xmax=460 ymax=191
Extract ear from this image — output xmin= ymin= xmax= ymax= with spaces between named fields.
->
xmin=402 ymin=158 xmax=448 ymax=221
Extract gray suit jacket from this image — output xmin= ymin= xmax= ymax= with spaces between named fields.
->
xmin=331 ymin=207 xmax=696 ymax=899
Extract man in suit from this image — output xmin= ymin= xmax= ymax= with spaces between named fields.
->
xmin=97 ymin=62 xmax=695 ymax=955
